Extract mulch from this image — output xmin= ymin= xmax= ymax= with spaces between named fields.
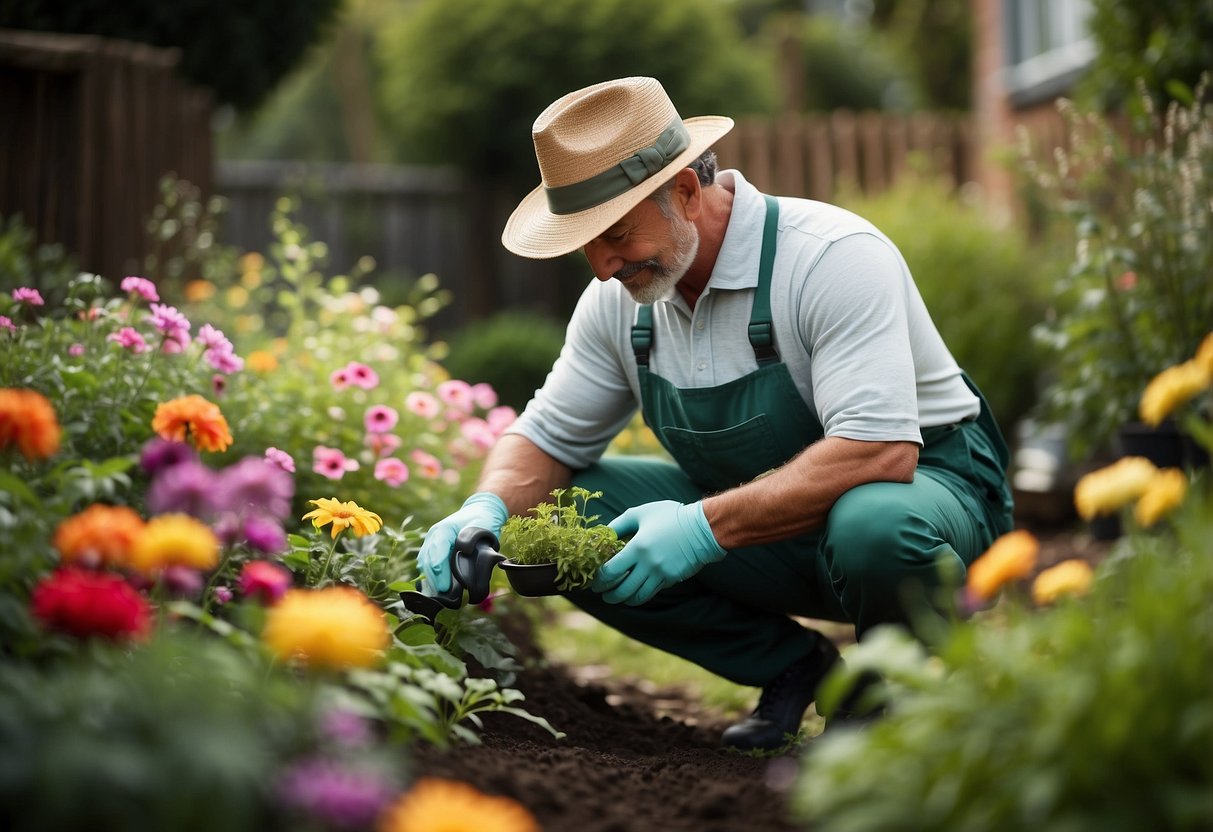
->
xmin=412 ymin=524 xmax=1109 ymax=832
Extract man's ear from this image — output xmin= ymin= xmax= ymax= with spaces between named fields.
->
xmin=673 ymin=167 xmax=702 ymax=220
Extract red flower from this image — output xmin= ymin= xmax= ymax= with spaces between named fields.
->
xmin=31 ymin=567 xmax=151 ymax=641
xmin=239 ymin=560 xmax=293 ymax=604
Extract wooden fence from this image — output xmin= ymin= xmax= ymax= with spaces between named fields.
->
xmin=0 ymin=29 xmax=213 ymax=287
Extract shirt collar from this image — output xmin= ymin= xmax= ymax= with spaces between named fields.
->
xmin=706 ymin=169 xmax=766 ymax=291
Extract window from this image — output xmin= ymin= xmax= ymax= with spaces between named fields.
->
xmin=1002 ymin=0 xmax=1094 ymax=106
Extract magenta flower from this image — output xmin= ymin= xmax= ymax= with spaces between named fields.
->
xmin=319 ymin=709 xmax=374 ymax=747
xmin=196 ymin=324 xmax=228 ymax=350
xmin=12 ymin=287 xmax=44 ymax=306
xmin=148 ymin=303 xmax=191 ymax=353
xmin=275 ymin=758 xmax=395 ymax=830
xmin=363 ymin=405 xmax=399 ymax=434
xmin=220 ymin=456 xmax=294 ymax=520
xmin=213 ymin=585 xmax=234 ymax=605
xmin=68 ymin=343 xmax=85 ymax=357
xmin=437 ymin=379 xmax=474 ymax=414
xmin=243 ymin=515 xmax=288 ymax=554
xmin=346 ymin=362 xmax=379 ymax=390
xmin=197 ymin=324 xmax=244 ymax=374
xmin=329 ymin=367 xmax=351 ymax=390
xmin=365 ymin=432 xmax=402 ymax=458
xmin=471 ymin=382 xmax=498 ymax=410
xmin=161 ymin=565 xmax=204 ymax=599
xmin=409 ymin=449 xmax=443 ymax=480
xmin=374 ymin=457 xmax=409 ymax=487
xmin=239 ymin=560 xmax=292 ymax=604
xmin=404 ymin=391 xmax=440 ymax=419
xmin=120 ymin=276 xmax=159 ymax=302
xmin=460 ymin=417 xmax=496 ymax=450
xmin=146 ymin=459 xmax=221 ymax=518
xmin=107 ymin=326 xmax=150 ymax=354
xmin=0 ymin=315 xmax=15 ymax=332
xmin=313 ymin=446 xmax=359 ymax=480
xmin=486 ymin=405 xmax=518 ymax=435
xmin=264 ymin=447 xmax=296 ymax=473
xmin=211 ymin=374 xmax=226 ymax=397
xmin=139 ymin=438 xmax=197 ymax=475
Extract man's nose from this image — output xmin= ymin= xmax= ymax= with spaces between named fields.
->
xmin=583 ymin=238 xmax=621 ymax=281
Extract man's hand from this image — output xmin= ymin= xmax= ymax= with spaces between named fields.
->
xmin=418 ymin=492 xmax=508 ymax=593
xmin=592 ymin=500 xmax=727 ymax=606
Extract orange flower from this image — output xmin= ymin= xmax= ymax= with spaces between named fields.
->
xmin=378 ymin=778 xmax=539 ymax=832
xmin=1031 ymin=559 xmax=1094 ymax=605
xmin=246 ymin=350 xmax=279 ymax=373
xmin=965 ymin=530 xmax=1039 ymax=602
xmin=0 ymin=388 xmax=61 ymax=460
xmin=151 ymin=394 xmax=233 ymax=452
xmin=54 ymin=504 xmax=146 ymax=568
xmin=1073 ymin=456 xmax=1158 ymax=520
xmin=1134 ymin=468 xmax=1188 ymax=527
xmin=1195 ymin=331 xmax=1213 ymax=379
xmin=184 ymin=279 xmax=216 ymax=302
xmin=1138 ymin=360 xmax=1210 ymax=426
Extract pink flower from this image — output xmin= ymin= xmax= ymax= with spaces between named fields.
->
xmin=12 ymin=287 xmax=44 ymax=306
xmin=346 ymin=362 xmax=379 ymax=390
xmin=0 ymin=315 xmax=16 ymax=332
xmin=120 ymin=276 xmax=159 ymax=302
xmin=148 ymin=303 xmax=191 ymax=353
xmin=197 ymin=324 xmax=243 ymax=374
xmin=329 ymin=367 xmax=351 ymax=390
xmin=441 ymin=468 xmax=460 ymax=486
xmin=486 ymin=405 xmax=517 ymax=435
xmin=409 ymin=449 xmax=443 ymax=479
xmin=239 ymin=561 xmax=292 ymax=604
xmin=404 ymin=391 xmax=440 ymax=419
xmin=471 ymin=382 xmax=498 ymax=410
xmin=107 ymin=326 xmax=151 ymax=354
xmin=313 ymin=445 xmax=359 ymax=480
xmin=213 ymin=586 xmax=234 ymax=605
xmin=365 ymin=433 xmax=401 ymax=458
xmin=373 ymin=457 xmax=409 ymax=487
xmin=437 ymin=379 xmax=474 ymax=414
xmin=460 ymin=417 xmax=496 ymax=450
xmin=265 ymin=447 xmax=296 ymax=473
xmin=68 ymin=343 xmax=85 ymax=357
xmin=211 ymin=374 xmax=226 ymax=397
xmin=364 ymin=405 xmax=399 ymax=434
xmin=196 ymin=323 xmax=229 ymax=350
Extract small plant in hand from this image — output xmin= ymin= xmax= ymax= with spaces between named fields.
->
xmin=499 ymin=487 xmax=624 ymax=591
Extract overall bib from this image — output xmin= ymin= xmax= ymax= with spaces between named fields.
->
xmin=569 ymin=196 xmax=1013 ymax=687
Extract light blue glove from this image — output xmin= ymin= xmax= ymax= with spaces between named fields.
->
xmin=592 ymin=500 xmax=727 ymax=606
xmin=418 ymin=492 xmax=508 ymax=593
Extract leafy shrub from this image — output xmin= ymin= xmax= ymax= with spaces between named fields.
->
xmin=441 ymin=311 xmax=565 ymax=412
xmin=837 ymin=173 xmax=1057 ymax=432
xmin=500 ymin=488 xmax=624 ymax=590
xmin=0 ymin=214 xmax=79 ymax=297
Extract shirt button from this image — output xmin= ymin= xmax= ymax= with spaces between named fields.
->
xmin=697 ymin=362 xmax=707 ymax=371
xmin=695 ymin=320 xmax=705 ymax=330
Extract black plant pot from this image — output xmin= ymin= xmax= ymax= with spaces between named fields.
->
xmin=499 ymin=560 xmax=562 ymax=597
xmin=1117 ymin=420 xmax=1210 ymax=469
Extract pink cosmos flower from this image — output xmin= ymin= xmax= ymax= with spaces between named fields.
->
xmin=107 ymin=326 xmax=151 ymax=354
xmin=365 ymin=432 xmax=402 ymax=458
xmin=196 ymin=323 xmax=229 ymax=350
xmin=373 ymin=457 xmax=409 ymax=487
xmin=68 ymin=343 xmax=85 ymax=357
xmin=437 ymin=379 xmax=474 ymax=414
xmin=264 ymin=447 xmax=296 ymax=473
xmin=409 ymin=449 xmax=443 ymax=479
xmin=12 ymin=287 xmax=44 ymax=306
xmin=346 ymin=362 xmax=379 ymax=390
xmin=404 ymin=391 xmax=440 ymax=419
xmin=239 ymin=560 xmax=292 ymax=604
xmin=313 ymin=445 xmax=359 ymax=480
xmin=120 ymin=276 xmax=159 ymax=302
xmin=205 ymin=346 xmax=244 ymax=374
xmin=471 ymin=382 xmax=498 ymax=410
xmin=486 ymin=405 xmax=517 ymax=435
xmin=329 ymin=367 xmax=351 ymax=390
xmin=148 ymin=303 xmax=191 ymax=353
xmin=460 ymin=417 xmax=496 ymax=450
xmin=363 ymin=405 xmax=399 ymax=434
xmin=0 ymin=315 xmax=16 ymax=332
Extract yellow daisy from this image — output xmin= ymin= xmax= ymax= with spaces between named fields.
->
xmin=262 ymin=587 xmax=389 ymax=670
xmin=1138 ymin=360 xmax=1210 ymax=426
xmin=302 ymin=498 xmax=383 ymax=539
xmin=1031 ymin=559 xmax=1094 ymax=605
xmin=129 ymin=513 xmax=220 ymax=573
xmin=377 ymin=778 xmax=539 ymax=832
xmin=1073 ymin=456 xmax=1158 ymax=520
xmin=965 ymin=529 xmax=1039 ymax=602
xmin=1134 ymin=468 xmax=1188 ymax=527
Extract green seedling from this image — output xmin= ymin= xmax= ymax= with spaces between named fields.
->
xmin=500 ymin=487 xmax=624 ymax=591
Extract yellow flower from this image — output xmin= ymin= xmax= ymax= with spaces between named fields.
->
xmin=226 ymin=285 xmax=250 ymax=309
xmin=1139 ymin=360 xmax=1211 ymax=426
xmin=1134 ymin=468 xmax=1188 ymax=527
xmin=1031 ymin=559 xmax=1094 ymax=605
xmin=965 ymin=529 xmax=1039 ymax=601
xmin=239 ymin=251 xmax=265 ymax=273
xmin=1073 ymin=456 xmax=1158 ymax=520
xmin=262 ymin=587 xmax=389 ymax=670
xmin=129 ymin=514 xmax=220 ymax=573
xmin=246 ymin=350 xmax=279 ymax=373
xmin=377 ymin=778 xmax=540 ymax=832
xmin=1195 ymin=332 xmax=1213 ymax=378
xmin=151 ymin=394 xmax=233 ymax=453
xmin=302 ymin=498 xmax=383 ymax=539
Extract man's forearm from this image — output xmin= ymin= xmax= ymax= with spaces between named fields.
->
xmin=475 ymin=433 xmax=574 ymax=517
xmin=702 ymin=436 xmax=919 ymax=550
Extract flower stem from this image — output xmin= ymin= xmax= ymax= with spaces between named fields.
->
xmin=317 ymin=532 xmax=344 ymax=587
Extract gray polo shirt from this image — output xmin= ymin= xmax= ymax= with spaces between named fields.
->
xmin=506 ymin=170 xmax=979 ymax=470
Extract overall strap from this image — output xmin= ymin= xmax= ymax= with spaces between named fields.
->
xmin=631 ymin=194 xmax=781 ymax=368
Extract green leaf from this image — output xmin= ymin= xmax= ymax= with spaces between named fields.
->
xmin=0 ymin=471 xmax=37 ymax=506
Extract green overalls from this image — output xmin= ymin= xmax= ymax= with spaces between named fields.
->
xmin=569 ymin=196 xmax=1014 ymax=687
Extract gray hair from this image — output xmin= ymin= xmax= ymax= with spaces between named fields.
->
xmin=651 ymin=149 xmax=718 ymax=218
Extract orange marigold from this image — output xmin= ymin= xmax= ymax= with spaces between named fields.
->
xmin=965 ymin=529 xmax=1040 ymax=602
xmin=151 ymin=394 xmax=233 ymax=453
xmin=54 ymin=504 xmax=146 ymax=568
xmin=378 ymin=778 xmax=539 ymax=832
xmin=0 ymin=388 xmax=61 ymax=460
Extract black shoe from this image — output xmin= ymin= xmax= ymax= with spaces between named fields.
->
xmin=823 ymin=669 xmax=886 ymax=732
xmin=721 ymin=637 xmax=840 ymax=751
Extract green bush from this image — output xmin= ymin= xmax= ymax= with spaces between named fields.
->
xmin=794 ymin=488 xmax=1213 ymax=831
xmin=838 ymin=174 xmax=1057 ymax=433
xmin=441 ymin=311 xmax=566 ymax=412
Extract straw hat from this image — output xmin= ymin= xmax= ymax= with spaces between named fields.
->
xmin=502 ymin=77 xmax=734 ymax=259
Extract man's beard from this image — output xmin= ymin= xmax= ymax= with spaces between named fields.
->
xmin=613 ymin=215 xmax=700 ymax=304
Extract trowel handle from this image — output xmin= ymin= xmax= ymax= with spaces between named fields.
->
xmin=452 ymin=526 xmax=506 ymax=605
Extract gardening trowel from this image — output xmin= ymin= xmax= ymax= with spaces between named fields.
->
xmin=399 ymin=527 xmax=505 ymax=623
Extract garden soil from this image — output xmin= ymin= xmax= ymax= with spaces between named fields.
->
xmin=412 ymin=528 xmax=1108 ymax=832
